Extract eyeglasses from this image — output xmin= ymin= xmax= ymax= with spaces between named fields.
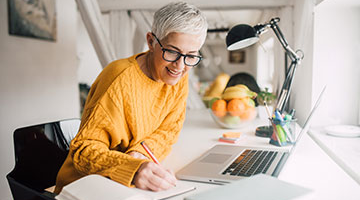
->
xmin=152 ymin=33 xmax=202 ymax=67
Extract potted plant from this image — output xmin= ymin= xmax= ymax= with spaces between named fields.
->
xmin=257 ymin=88 xmax=277 ymax=106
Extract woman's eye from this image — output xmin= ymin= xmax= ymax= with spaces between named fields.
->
xmin=167 ymin=50 xmax=179 ymax=55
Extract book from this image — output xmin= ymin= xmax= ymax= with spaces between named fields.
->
xmin=185 ymin=174 xmax=313 ymax=200
xmin=218 ymin=136 xmax=241 ymax=143
xmin=56 ymin=174 xmax=196 ymax=200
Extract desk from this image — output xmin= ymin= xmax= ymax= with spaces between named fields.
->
xmin=162 ymin=109 xmax=360 ymax=199
xmin=308 ymin=127 xmax=360 ymax=185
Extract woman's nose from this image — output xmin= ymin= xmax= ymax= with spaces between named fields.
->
xmin=172 ymin=56 xmax=186 ymax=70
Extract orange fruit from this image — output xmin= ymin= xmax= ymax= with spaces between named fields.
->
xmin=208 ymin=97 xmax=220 ymax=108
xmin=240 ymin=107 xmax=257 ymax=120
xmin=211 ymin=99 xmax=227 ymax=117
xmin=227 ymin=99 xmax=246 ymax=116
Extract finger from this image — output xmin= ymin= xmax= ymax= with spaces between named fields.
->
xmin=133 ymin=162 xmax=167 ymax=191
xmin=135 ymin=172 xmax=166 ymax=191
xmin=128 ymin=151 xmax=147 ymax=159
xmin=137 ymin=178 xmax=159 ymax=192
xmin=166 ymin=169 xmax=176 ymax=177
xmin=133 ymin=162 xmax=153 ymax=189
xmin=166 ymin=169 xmax=178 ymax=185
xmin=158 ymin=166 xmax=177 ymax=184
xmin=147 ymin=174 xmax=174 ymax=191
xmin=151 ymin=165 xmax=177 ymax=186
xmin=133 ymin=175 xmax=149 ymax=190
xmin=141 ymin=163 xmax=175 ymax=190
xmin=134 ymin=162 xmax=176 ymax=191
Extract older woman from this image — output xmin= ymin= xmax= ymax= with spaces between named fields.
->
xmin=54 ymin=1 xmax=207 ymax=193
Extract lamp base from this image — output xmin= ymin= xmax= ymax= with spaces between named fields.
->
xmin=255 ymin=125 xmax=273 ymax=137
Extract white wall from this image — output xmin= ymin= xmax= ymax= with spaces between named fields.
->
xmin=290 ymin=0 xmax=315 ymax=125
xmin=0 ymin=0 xmax=79 ymax=199
xmin=313 ymin=1 xmax=360 ymax=126
xmin=206 ymin=40 xmax=257 ymax=78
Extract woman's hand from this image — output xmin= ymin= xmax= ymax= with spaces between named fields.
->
xmin=128 ymin=151 xmax=148 ymax=160
xmin=132 ymin=162 xmax=177 ymax=191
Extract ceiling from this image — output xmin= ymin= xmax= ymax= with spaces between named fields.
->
xmin=98 ymin=0 xmax=284 ymax=33
xmin=97 ymin=0 xmax=360 ymax=26
xmin=97 ymin=0 xmax=360 ymax=42
xmin=98 ymin=0 xmax=296 ymax=11
xmin=203 ymin=9 xmax=264 ymax=29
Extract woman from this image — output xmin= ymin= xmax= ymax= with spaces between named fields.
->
xmin=54 ymin=1 xmax=208 ymax=193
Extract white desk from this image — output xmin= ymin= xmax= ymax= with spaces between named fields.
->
xmin=308 ymin=127 xmax=360 ymax=185
xmin=162 ymin=109 xmax=360 ymax=199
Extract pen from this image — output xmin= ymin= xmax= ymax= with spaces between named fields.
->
xmin=270 ymin=121 xmax=282 ymax=146
xmin=289 ymin=109 xmax=296 ymax=118
xmin=275 ymin=123 xmax=287 ymax=144
xmin=264 ymin=102 xmax=273 ymax=119
xmin=140 ymin=141 xmax=160 ymax=165
xmin=140 ymin=142 xmax=178 ymax=187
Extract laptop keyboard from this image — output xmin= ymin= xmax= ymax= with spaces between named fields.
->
xmin=222 ymin=149 xmax=278 ymax=177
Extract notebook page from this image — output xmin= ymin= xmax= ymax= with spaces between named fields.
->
xmin=56 ymin=174 xmax=150 ymax=200
xmin=134 ymin=181 xmax=196 ymax=199
xmin=56 ymin=174 xmax=196 ymax=200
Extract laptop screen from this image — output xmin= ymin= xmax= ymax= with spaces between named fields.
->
xmin=290 ymin=86 xmax=326 ymax=153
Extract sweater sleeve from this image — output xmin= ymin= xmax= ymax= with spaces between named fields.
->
xmin=126 ymin=78 xmax=189 ymax=161
xmin=70 ymin=103 xmax=147 ymax=187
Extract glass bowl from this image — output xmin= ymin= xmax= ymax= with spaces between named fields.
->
xmin=209 ymin=108 xmax=257 ymax=129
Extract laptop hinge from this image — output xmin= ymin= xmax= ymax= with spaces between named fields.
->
xmin=272 ymin=153 xmax=289 ymax=177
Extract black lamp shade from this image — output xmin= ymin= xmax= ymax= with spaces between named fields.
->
xmin=226 ymin=24 xmax=259 ymax=51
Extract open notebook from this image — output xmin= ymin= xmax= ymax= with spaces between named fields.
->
xmin=55 ymin=174 xmax=196 ymax=200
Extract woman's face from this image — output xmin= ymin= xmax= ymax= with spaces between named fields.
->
xmin=148 ymin=32 xmax=204 ymax=85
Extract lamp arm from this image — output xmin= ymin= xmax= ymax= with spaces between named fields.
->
xmin=268 ymin=18 xmax=301 ymax=62
xmin=253 ymin=17 xmax=304 ymax=112
xmin=261 ymin=18 xmax=303 ymax=112
xmin=276 ymin=61 xmax=299 ymax=112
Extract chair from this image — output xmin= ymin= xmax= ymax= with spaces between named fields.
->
xmin=6 ymin=119 xmax=81 ymax=200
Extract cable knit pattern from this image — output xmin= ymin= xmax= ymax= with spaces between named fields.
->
xmin=54 ymin=52 xmax=188 ymax=194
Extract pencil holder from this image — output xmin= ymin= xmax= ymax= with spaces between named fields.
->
xmin=269 ymin=118 xmax=297 ymax=146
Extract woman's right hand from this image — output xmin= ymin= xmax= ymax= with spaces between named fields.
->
xmin=132 ymin=161 xmax=177 ymax=191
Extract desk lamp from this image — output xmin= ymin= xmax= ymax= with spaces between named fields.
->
xmin=226 ymin=17 xmax=304 ymax=113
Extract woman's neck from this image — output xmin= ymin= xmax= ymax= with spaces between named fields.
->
xmin=137 ymin=52 xmax=154 ymax=81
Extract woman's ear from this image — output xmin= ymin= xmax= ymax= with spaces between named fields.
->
xmin=146 ymin=32 xmax=155 ymax=52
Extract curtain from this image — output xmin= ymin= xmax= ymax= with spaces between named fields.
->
xmin=109 ymin=10 xmax=134 ymax=59
xmin=76 ymin=0 xmax=116 ymax=68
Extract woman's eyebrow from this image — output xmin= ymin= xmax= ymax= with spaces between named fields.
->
xmin=167 ymin=44 xmax=199 ymax=54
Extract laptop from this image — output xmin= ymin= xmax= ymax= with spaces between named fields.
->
xmin=176 ymin=87 xmax=326 ymax=184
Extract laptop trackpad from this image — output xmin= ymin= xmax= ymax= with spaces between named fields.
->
xmin=200 ymin=153 xmax=232 ymax=164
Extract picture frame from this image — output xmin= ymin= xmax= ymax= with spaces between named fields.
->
xmin=229 ymin=50 xmax=245 ymax=63
xmin=8 ymin=0 xmax=57 ymax=41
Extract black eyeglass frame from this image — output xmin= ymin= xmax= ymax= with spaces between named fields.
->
xmin=151 ymin=33 xmax=202 ymax=67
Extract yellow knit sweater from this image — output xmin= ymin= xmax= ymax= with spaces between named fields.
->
xmin=54 ymin=52 xmax=188 ymax=194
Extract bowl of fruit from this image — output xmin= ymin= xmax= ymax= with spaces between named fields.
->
xmin=209 ymin=84 xmax=257 ymax=129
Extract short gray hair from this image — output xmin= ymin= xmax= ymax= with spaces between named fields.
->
xmin=152 ymin=2 xmax=208 ymax=42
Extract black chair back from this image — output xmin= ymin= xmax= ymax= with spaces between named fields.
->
xmin=7 ymin=119 xmax=80 ymax=200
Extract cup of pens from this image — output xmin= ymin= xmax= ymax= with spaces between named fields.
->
xmin=269 ymin=110 xmax=297 ymax=147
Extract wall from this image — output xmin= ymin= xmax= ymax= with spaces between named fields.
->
xmin=207 ymin=40 xmax=257 ymax=78
xmin=313 ymin=1 xmax=360 ymax=126
xmin=0 ymin=0 xmax=79 ymax=199
xmin=290 ymin=0 xmax=314 ymax=125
